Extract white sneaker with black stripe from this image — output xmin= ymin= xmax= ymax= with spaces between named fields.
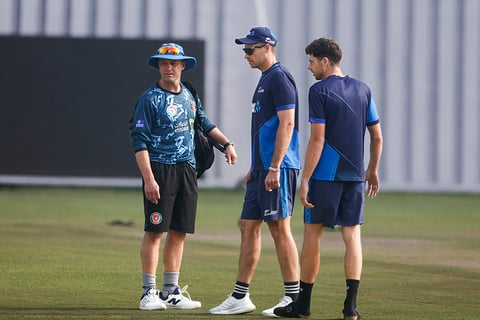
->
xmin=159 ymin=285 xmax=201 ymax=309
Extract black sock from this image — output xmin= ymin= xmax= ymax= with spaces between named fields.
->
xmin=295 ymin=280 xmax=313 ymax=314
xmin=344 ymin=279 xmax=360 ymax=315
xmin=232 ymin=281 xmax=249 ymax=299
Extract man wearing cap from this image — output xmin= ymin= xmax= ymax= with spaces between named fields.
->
xmin=209 ymin=27 xmax=300 ymax=317
xmin=130 ymin=42 xmax=237 ymax=311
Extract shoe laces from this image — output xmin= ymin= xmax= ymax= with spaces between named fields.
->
xmin=177 ymin=285 xmax=192 ymax=300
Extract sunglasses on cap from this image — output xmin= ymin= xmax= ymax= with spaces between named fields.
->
xmin=158 ymin=45 xmax=181 ymax=55
xmin=242 ymin=44 xmax=266 ymax=55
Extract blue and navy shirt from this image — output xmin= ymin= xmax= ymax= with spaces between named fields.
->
xmin=130 ymin=83 xmax=215 ymax=167
xmin=309 ymin=75 xmax=380 ymax=181
xmin=251 ymin=63 xmax=301 ymax=171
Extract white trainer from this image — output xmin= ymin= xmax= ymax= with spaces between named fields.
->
xmin=139 ymin=288 xmax=167 ymax=310
xmin=160 ymin=285 xmax=202 ymax=309
xmin=261 ymin=296 xmax=293 ymax=317
xmin=209 ymin=293 xmax=256 ymax=315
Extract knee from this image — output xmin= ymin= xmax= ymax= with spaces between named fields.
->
xmin=268 ymin=221 xmax=291 ymax=241
xmin=144 ymin=231 xmax=162 ymax=242
xmin=240 ymin=221 xmax=261 ymax=239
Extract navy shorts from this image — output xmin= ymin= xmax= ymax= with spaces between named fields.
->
xmin=304 ymin=180 xmax=365 ymax=228
xmin=143 ymin=162 xmax=197 ymax=233
xmin=241 ymin=169 xmax=299 ymax=221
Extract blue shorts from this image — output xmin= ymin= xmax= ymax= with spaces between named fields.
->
xmin=241 ymin=169 xmax=299 ymax=221
xmin=304 ymin=180 xmax=365 ymax=228
xmin=143 ymin=162 xmax=198 ymax=233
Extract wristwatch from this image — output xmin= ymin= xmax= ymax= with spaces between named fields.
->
xmin=223 ymin=142 xmax=234 ymax=149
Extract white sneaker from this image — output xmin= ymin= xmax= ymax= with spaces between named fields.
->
xmin=209 ymin=293 xmax=256 ymax=315
xmin=160 ymin=285 xmax=202 ymax=309
xmin=139 ymin=288 xmax=167 ymax=310
xmin=261 ymin=296 xmax=293 ymax=317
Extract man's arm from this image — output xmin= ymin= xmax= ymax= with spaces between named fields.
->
xmin=207 ymin=127 xmax=238 ymax=165
xmin=134 ymin=150 xmax=160 ymax=204
xmin=265 ymin=108 xmax=295 ymax=192
xmin=299 ymin=123 xmax=325 ymax=208
xmin=365 ymin=123 xmax=383 ymax=198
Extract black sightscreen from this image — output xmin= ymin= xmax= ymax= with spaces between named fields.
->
xmin=0 ymin=36 xmax=204 ymax=178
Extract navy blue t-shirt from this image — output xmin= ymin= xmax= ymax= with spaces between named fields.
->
xmin=309 ymin=75 xmax=380 ymax=181
xmin=250 ymin=63 xmax=301 ymax=171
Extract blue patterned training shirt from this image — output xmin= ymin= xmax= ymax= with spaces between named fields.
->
xmin=130 ymin=83 xmax=215 ymax=166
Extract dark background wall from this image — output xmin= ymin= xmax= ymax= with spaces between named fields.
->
xmin=0 ymin=37 xmax=204 ymax=178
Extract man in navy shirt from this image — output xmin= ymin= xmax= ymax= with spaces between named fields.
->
xmin=274 ymin=38 xmax=383 ymax=319
xmin=210 ymin=27 xmax=300 ymax=317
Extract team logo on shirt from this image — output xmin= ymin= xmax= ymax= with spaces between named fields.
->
xmin=252 ymin=101 xmax=261 ymax=113
xmin=190 ymin=100 xmax=196 ymax=112
xmin=166 ymin=105 xmax=177 ymax=117
xmin=150 ymin=212 xmax=163 ymax=225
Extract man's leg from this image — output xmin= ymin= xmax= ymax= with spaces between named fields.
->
xmin=162 ymin=229 xmax=186 ymax=292
xmin=342 ymin=225 xmax=362 ymax=280
xmin=209 ymin=219 xmax=260 ymax=315
xmin=237 ymin=219 xmax=263 ymax=284
xmin=163 ymin=229 xmax=186 ymax=273
xmin=296 ymin=223 xmax=324 ymax=314
xmin=273 ymin=223 xmax=323 ymax=318
xmin=267 ymin=217 xmax=299 ymax=295
xmin=260 ymin=218 xmax=299 ymax=317
xmin=139 ymin=231 xmax=166 ymax=310
xmin=300 ymin=223 xmax=323 ymax=282
xmin=342 ymin=225 xmax=362 ymax=319
xmin=159 ymin=229 xmax=201 ymax=309
xmin=141 ymin=231 xmax=162 ymax=277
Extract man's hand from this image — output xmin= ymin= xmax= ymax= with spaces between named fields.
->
xmin=299 ymin=180 xmax=314 ymax=208
xmin=144 ymin=180 xmax=160 ymax=204
xmin=264 ymin=170 xmax=280 ymax=192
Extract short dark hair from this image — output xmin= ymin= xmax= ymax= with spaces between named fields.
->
xmin=305 ymin=38 xmax=342 ymax=64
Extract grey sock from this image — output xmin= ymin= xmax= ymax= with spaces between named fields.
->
xmin=142 ymin=273 xmax=156 ymax=295
xmin=163 ymin=272 xmax=179 ymax=293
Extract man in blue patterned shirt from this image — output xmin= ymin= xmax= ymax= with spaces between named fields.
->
xmin=130 ymin=43 xmax=237 ymax=311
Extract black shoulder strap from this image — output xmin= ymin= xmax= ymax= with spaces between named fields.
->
xmin=182 ymin=81 xmax=197 ymax=98
xmin=182 ymin=81 xmax=200 ymax=125
xmin=182 ymin=81 xmax=225 ymax=153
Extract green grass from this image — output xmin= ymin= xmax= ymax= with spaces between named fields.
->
xmin=0 ymin=187 xmax=479 ymax=319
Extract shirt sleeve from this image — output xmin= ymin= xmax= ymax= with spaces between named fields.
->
xmin=130 ymin=94 xmax=155 ymax=153
xmin=272 ymin=72 xmax=297 ymax=111
xmin=308 ymin=85 xmax=326 ymax=124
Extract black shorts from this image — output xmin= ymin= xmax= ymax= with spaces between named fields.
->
xmin=143 ymin=162 xmax=198 ymax=233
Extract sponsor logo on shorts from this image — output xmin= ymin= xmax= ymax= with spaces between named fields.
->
xmin=264 ymin=209 xmax=278 ymax=216
xmin=150 ymin=212 xmax=163 ymax=225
